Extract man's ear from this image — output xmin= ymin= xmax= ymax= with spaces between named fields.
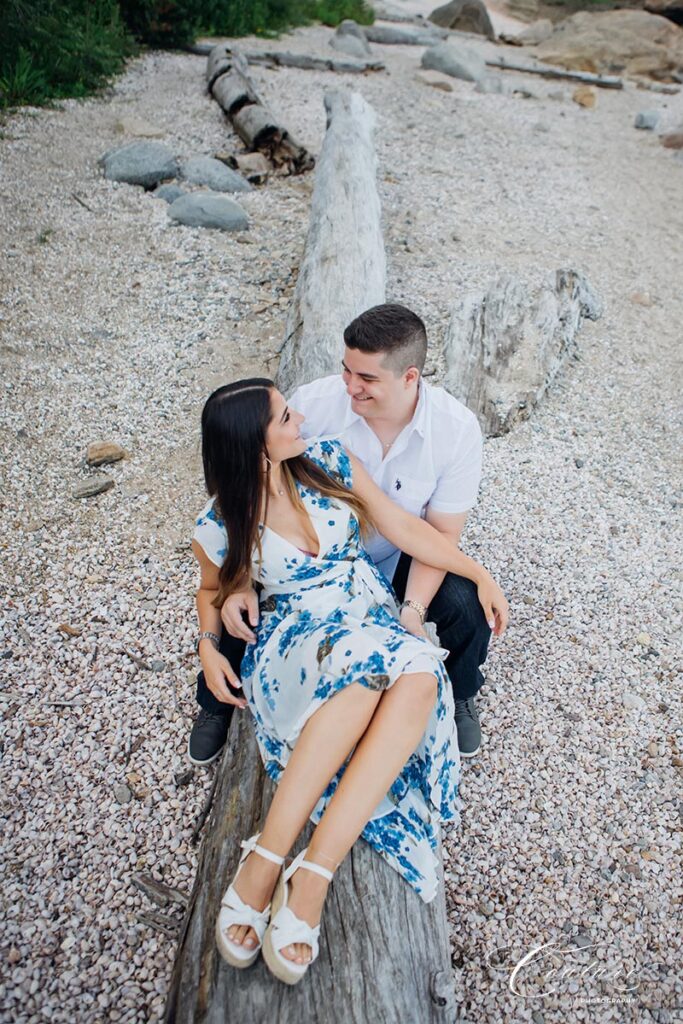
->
xmin=403 ymin=366 xmax=420 ymax=388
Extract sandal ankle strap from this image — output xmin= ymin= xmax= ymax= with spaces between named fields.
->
xmin=240 ymin=833 xmax=285 ymax=866
xmin=284 ymin=848 xmax=335 ymax=883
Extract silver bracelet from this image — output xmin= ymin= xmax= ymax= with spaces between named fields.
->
xmin=196 ymin=631 xmax=220 ymax=655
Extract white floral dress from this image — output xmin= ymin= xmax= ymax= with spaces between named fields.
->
xmin=194 ymin=439 xmax=463 ymax=903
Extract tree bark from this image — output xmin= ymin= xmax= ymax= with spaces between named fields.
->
xmin=165 ymin=708 xmax=457 ymax=1023
xmin=276 ymin=89 xmax=386 ymax=394
xmin=440 ymin=269 xmax=603 ymax=436
xmin=207 ymin=46 xmax=314 ymax=175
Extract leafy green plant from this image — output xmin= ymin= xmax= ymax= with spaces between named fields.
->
xmin=0 ymin=0 xmax=131 ymax=109
xmin=119 ymin=0 xmax=203 ymax=49
xmin=200 ymin=0 xmax=374 ymax=37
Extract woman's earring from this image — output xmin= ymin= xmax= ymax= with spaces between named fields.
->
xmin=264 ymin=456 xmax=273 ymax=471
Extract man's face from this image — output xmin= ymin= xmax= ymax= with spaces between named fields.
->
xmin=341 ymin=347 xmax=407 ymax=419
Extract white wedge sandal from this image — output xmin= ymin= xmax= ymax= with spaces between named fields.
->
xmin=261 ymin=847 xmax=336 ymax=985
xmin=215 ymin=833 xmax=285 ymax=969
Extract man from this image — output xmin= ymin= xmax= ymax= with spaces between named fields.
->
xmin=189 ymin=303 xmax=503 ymax=766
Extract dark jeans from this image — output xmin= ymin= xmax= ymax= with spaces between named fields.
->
xmin=196 ymin=554 xmax=490 ymax=716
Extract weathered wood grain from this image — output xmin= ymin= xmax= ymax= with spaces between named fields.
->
xmin=440 ymin=269 xmax=603 ymax=436
xmin=165 ymin=709 xmax=457 ymax=1023
xmin=276 ymin=89 xmax=386 ymax=394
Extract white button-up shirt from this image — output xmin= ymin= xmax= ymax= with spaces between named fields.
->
xmin=289 ymin=375 xmax=483 ymax=580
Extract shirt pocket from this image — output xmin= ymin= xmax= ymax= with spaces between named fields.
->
xmin=390 ymin=473 xmax=434 ymax=517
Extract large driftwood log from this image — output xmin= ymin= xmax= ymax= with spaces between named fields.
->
xmin=193 ymin=41 xmax=384 ymax=73
xmin=365 ymin=23 xmax=447 ymax=44
xmin=240 ymin=49 xmax=385 ymax=73
xmin=276 ymin=90 xmax=386 ymax=393
xmin=207 ymin=46 xmax=314 ymax=174
xmin=165 ymin=706 xmax=457 ymax=1022
xmin=485 ymin=54 xmax=624 ymax=88
xmin=440 ymin=269 xmax=603 ymax=436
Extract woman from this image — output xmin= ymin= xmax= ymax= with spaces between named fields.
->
xmin=192 ymin=378 xmax=508 ymax=985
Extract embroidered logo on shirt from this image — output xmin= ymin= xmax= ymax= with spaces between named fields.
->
xmin=395 ymin=479 xmax=402 ymax=491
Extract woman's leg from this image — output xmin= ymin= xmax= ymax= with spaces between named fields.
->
xmin=281 ymin=671 xmax=438 ymax=964
xmin=228 ymin=681 xmax=383 ymax=950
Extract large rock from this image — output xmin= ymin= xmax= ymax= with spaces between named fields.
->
xmin=421 ymin=40 xmax=487 ymax=82
xmin=428 ymin=0 xmax=496 ymax=41
xmin=330 ymin=27 xmax=372 ymax=59
xmin=100 ymin=142 xmax=178 ymax=189
xmin=516 ymin=18 xmax=553 ymax=46
xmin=153 ymin=183 xmax=186 ymax=204
xmin=644 ymin=0 xmax=683 ymax=27
xmin=440 ymin=270 xmax=602 ymax=436
xmin=168 ymin=193 xmax=249 ymax=232
xmin=179 ymin=156 xmax=252 ymax=193
xmin=505 ymin=0 xmax=540 ymax=24
xmin=536 ymin=10 xmax=683 ymax=79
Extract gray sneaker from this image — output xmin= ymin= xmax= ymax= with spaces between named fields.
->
xmin=453 ymin=697 xmax=481 ymax=758
xmin=188 ymin=708 xmax=230 ymax=766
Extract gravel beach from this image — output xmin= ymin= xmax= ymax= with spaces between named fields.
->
xmin=1 ymin=15 xmax=681 ymax=1024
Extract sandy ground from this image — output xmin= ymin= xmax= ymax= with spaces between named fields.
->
xmin=0 ymin=13 xmax=682 ymax=1024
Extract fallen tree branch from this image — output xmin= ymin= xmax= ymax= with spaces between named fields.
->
xmin=165 ymin=708 xmax=457 ymax=1021
xmin=132 ymin=873 xmax=188 ymax=909
xmin=485 ymin=55 xmax=623 ymax=89
xmin=207 ymin=46 xmax=314 ymax=174
xmin=238 ymin=49 xmax=385 ymax=73
xmin=276 ymin=89 xmax=386 ymax=393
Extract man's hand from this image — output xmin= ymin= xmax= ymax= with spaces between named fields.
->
xmin=221 ymin=587 xmax=260 ymax=643
xmin=476 ymin=576 xmax=509 ymax=637
xmin=199 ymin=643 xmax=248 ymax=709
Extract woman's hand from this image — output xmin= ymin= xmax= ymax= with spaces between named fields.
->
xmin=221 ymin=587 xmax=259 ymax=643
xmin=199 ymin=641 xmax=248 ymax=709
xmin=477 ymin=575 xmax=509 ymax=637
xmin=399 ymin=604 xmax=430 ymax=641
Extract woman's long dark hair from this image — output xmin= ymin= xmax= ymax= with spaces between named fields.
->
xmin=201 ymin=379 xmax=373 ymax=606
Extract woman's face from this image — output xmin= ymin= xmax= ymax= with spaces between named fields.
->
xmin=265 ymin=389 xmax=306 ymax=463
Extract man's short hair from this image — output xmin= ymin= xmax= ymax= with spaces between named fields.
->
xmin=343 ymin=303 xmax=427 ymax=375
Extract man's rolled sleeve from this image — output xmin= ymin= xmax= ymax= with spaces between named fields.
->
xmin=428 ymin=416 xmax=483 ymax=514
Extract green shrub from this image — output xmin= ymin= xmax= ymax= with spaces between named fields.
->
xmin=200 ymin=0 xmax=374 ymax=37
xmin=0 ymin=0 xmax=130 ymax=108
xmin=119 ymin=0 xmax=203 ymax=49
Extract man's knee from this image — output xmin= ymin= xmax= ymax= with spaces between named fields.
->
xmin=432 ymin=575 xmax=490 ymax=640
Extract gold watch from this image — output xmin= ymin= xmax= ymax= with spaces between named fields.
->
xmin=399 ymin=600 xmax=427 ymax=624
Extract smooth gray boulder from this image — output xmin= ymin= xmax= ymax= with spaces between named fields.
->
xmin=421 ymin=41 xmax=487 ymax=82
xmin=330 ymin=33 xmax=372 ymax=59
xmin=168 ymin=193 xmax=249 ymax=232
xmin=100 ymin=141 xmax=178 ymax=188
xmin=428 ymin=0 xmax=496 ymax=41
xmin=634 ymin=110 xmax=660 ymax=130
xmin=179 ymin=156 xmax=252 ymax=193
xmin=336 ymin=18 xmax=369 ymax=41
xmin=153 ymin=184 xmax=186 ymax=204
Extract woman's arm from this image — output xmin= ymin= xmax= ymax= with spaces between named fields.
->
xmin=191 ymin=541 xmax=248 ymax=708
xmin=347 ymin=452 xmax=509 ymax=634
